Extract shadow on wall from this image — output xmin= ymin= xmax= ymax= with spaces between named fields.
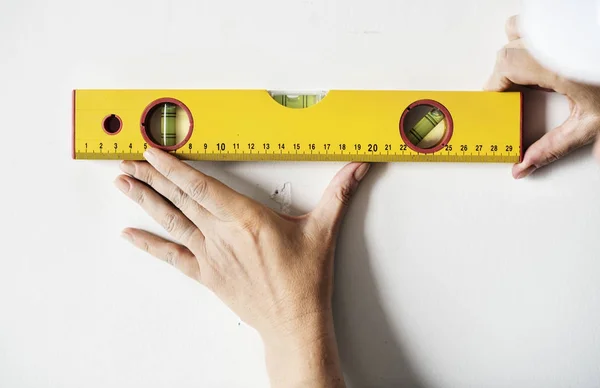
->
xmin=520 ymin=87 xmax=549 ymax=152
xmin=332 ymin=163 xmax=427 ymax=388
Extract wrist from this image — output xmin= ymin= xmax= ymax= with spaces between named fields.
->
xmin=262 ymin=310 xmax=345 ymax=388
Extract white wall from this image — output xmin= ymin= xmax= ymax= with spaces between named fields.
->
xmin=1 ymin=1 xmax=599 ymax=387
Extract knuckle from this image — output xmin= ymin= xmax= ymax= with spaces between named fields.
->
xmin=161 ymin=212 xmax=180 ymax=233
xmin=525 ymin=147 xmax=543 ymax=165
xmin=162 ymin=164 xmax=175 ymax=179
xmin=187 ymin=179 xmax=209 ymax=202
xmin=239 ymin=217 xmax=261 ymax=239
xmin=164 ymin=248 xmax=178 ymax=267
xmin=133 ymin=189 xmax=146 ymax=205
xmin=528 ymin=146 xmax=557 ymax=166
xmin=240 ymin=202 xmax=261 ymax=219
xmin=164 ymin=243 xmax=191 ymax=268
xmin=140 ymin=166 xmax=154 ymax=186
xmin=546 ymin=134 xmax=570 ymax=159
xmin=178 ymin=225 xmax=197 ymax=245
xmin=169 ymin=187 xmax=187 ymax=208
xmin=142 ymin=241 xmax=151 ymax=253
xmin=494 ymin=46 xmax=525 ymax=79
xmin=237 ymin=206 xmax=268 ymax=232
xmin=335 ymin=185 xmax=354 ymax=206
xmin=544 ymin=149 xmax=560 ymax=164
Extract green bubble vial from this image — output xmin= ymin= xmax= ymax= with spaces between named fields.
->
xmin=269 ymin=91 xmax=327 ymax=109
xmin=160 ymin=103 xmax=177 ymax=146
xmin=407 ymin=107 xmax=445 ymax=146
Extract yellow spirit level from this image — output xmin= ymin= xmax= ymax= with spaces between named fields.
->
xmin=72 ymin=89 xmax=522 ymax=163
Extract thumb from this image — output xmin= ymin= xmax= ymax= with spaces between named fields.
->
xmin=513 ymin=119 xmax=593 ymax=179
xmin=483 ymin=43 xmax=561 ymax=93
xmin=310 ymin=162 xmax=371 ymax=233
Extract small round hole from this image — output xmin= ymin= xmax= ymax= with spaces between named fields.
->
xmin=399 ymin=100 xmax=453 ymax=153
xmin=102 ymin=114 xmax=122 ymax=135
xmin=140 ymin=98 xmax=194 ymax=150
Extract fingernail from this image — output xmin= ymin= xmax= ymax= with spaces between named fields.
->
xmin=354 ymin=163 xmax=371 ymax=181
xmin=516 ymin=165 xmax=537 ymax=179
xmin=114 ymin=177 xmax=131 ymax=193
xmin=143 ymin=148 xmax=156 ymax=163
xmin=120 ymin=161 xmax=135 ymax=175
xmin=121 ymin=231 xmax=133 ymax=242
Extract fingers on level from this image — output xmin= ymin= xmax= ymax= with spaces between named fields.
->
xmin=115 ymin=174 xmax=201 ymax=247
xmin=143 ymin=148 xmax=253 ymax=221
xmin=120 ymin=160 xmax=215 ymax=229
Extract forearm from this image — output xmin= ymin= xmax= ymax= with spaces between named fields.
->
xmin=262 ymin=311 xmax=345 ymax=388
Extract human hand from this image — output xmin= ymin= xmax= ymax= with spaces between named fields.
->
xmin=114 ymin=148 xmax=370 ymax=387
xmin=485 ymin=15 xmax=600 ymax=178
